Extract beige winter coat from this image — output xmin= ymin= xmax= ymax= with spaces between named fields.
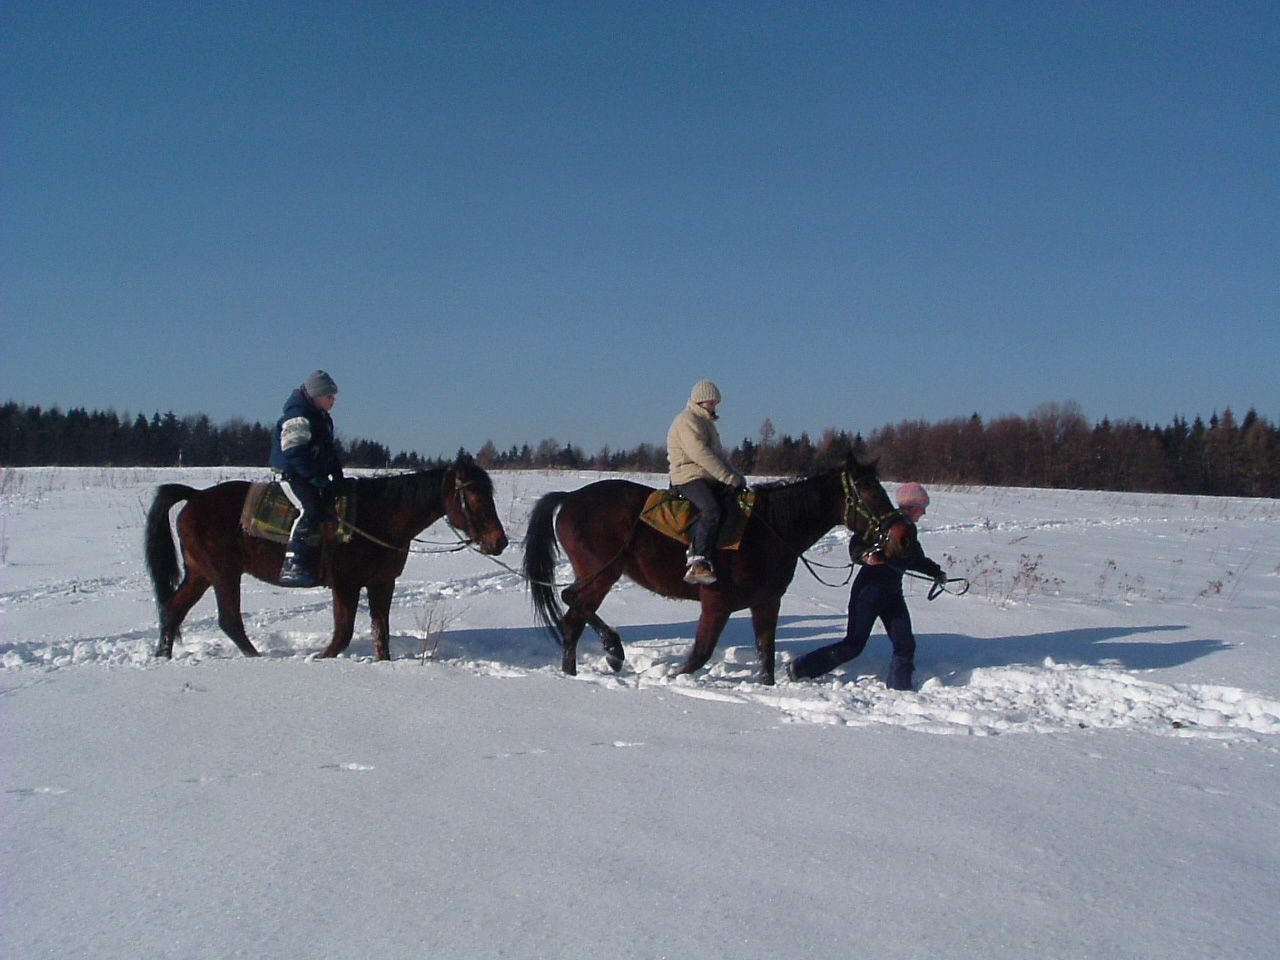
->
xmin=667 ymin=402 xmax=744 ymax=487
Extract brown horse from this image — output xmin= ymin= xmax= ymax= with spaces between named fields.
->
xmin=145 ymin=455 xmax=507 ymax=660
xmin=522 ymin=455 xmax=913 ymax=685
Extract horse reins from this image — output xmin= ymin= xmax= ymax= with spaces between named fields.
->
xmin=758 ymin=471 xmax=969 ymax=600
xmin=749 ymin=470 xmax=889 ymax=588
xmin=841 ymin=473 xmax=971 ymax=598
xmin=333 ymin=470 xmax=481 ymax=555
xmin=841 ymin=471 xmax=907 ymax=555
xmin=385 ymin=469 xmax=971 ymax=601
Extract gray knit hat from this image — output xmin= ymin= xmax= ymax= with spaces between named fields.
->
xmin=689 ymin=379 xmax=721 ymax=405
xmin=304 ymin=370 xmax=338 ymax=397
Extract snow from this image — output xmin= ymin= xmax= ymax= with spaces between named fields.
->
xmin=3 ymin=466 xmax=1278 ymax=959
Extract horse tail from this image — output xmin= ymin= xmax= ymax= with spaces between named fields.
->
xmin=145 ymin=483 xmax=197 ymax=608
xmin=523 ymin=491 xmax=570 ymax=646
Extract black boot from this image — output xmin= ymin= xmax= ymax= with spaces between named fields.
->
xmin=279 ymin=543 xmax=318 ymax=587
xmin=790 ymin=640 xmax=861 ymax=681
xmin=886 ymin=656 xmax=914 ymax=691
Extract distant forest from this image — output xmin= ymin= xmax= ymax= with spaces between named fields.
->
xmin=2 ymin=400 xmax=1277 ymax=498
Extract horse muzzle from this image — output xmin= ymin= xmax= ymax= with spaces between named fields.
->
xmin=879 ymin=518 xmax=917 ymax=559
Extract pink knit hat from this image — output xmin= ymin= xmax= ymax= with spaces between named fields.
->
xmin=896 ymin=482 xmax=930 ymax=508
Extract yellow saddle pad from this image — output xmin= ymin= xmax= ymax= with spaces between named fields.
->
xmin=240 ymin=480 xmax=355 ymax=545
xmin=639 ymin=489 xmax=755 ymax=550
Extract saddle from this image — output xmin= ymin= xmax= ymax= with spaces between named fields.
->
xmin=240 ymin=479 xmax=356 ymax=546
xmin=639 ymin=489 xmax=756 ymax=550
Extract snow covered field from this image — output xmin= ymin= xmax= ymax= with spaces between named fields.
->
xmin=3 ymin=466 xmax=1278 ymax=959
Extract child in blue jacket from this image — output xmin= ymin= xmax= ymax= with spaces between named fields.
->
xmin=269 ymin=370 xmax=343 ymax=586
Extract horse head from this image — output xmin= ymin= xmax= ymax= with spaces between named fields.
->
xmin=443 ymin=454 xmax=508 ymax=555
xmin=841 ymin=454 xmax=916 ymax=559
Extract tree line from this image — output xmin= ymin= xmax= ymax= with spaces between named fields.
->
xmin=0 ymin=404 xmax=414 ymax=470
xmin=2 ymin=400 xmax=1276 ymax=497
xmin=853 ymin=402 xmax=1278 ymax=498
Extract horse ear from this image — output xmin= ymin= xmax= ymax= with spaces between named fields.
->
xmin=845 ymin=452 xmax=879 ymax=476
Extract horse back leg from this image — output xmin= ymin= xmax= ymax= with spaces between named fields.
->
xmin=585 ymin=612 xmax=625 ymax=673
xmin=210 ymin=576 xmax=260 ymax=657
xmin=559 ymin=570 xmax=621 ymax=676
xmin=678 ymin=599 xmax=731 ymax=677
xmin=749 ymin=596 xmax=782 ymax=686
xmin=557 ymin=599 xmax=589 ymax=676
xmin=317 ymin=584 xmax=361 ymax=659
xmin=155 ymin=574 xmax=212 ymax=659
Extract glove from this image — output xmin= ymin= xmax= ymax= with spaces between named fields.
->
xmin=919 ymin=559 xmax=944 ymax=581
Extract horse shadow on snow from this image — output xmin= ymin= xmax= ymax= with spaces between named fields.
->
xmin=382 ymin=616 xmax=1219 ymax=683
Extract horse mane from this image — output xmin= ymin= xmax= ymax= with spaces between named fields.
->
xmin=454 ymin=456 xmax=495 ymax=498
xmin=357 ymin=457 xmax=495 ymax=508
xmin=358 ymin=468 xmax=448 ymax=507
xmin=753 ymin=458 xmax=877 ymax=531
xmin=753 ymin=467 xmax=840 ymax=530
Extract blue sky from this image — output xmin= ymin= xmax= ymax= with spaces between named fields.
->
xmin=4 ymin=1 xmax=1276 ymax=460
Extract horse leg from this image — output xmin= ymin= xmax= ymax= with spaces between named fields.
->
xmin=558 ymin=601 xmax=589 ymax=676
xmin=155 ymin=574 xmax=212 ymax=659
xmin=366 ymin=579 xmax=395 ymax=661
xmin=585 ymin=612 xmax=625 ymax=673
xmin=677 ymin=602 xmax=731 ymax=676
xmin=210 ymin=576 xmax=260 ymax=657
xmin=749 ymin=597 xmax=782 ymax=686
xmin=317 ymin=584 xmax=361 ymax=658
xmin=559 ymin=572 xmax=620 ymax=676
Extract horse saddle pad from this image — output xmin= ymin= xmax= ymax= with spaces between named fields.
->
xmin=639 ymin=489 xmax=756 ymax=550
xmin=240 ymin=480 xmax=355 ymax=546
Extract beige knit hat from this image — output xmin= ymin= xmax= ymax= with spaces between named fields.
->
xmin=689 ymin=380 xmax=721 ymax=405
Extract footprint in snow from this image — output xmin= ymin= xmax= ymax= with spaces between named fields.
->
xmin=7 ymin=786 xmax=69 ymax=798
xmin=482 ymin=748 xmax=551 ymax=760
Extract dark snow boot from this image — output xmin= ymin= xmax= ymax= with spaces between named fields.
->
xmin=789 ymin=641 xmax=858 ymax=681
xmin=279 ymin=543 xmax=318 ymax=587
xmin=886 ymin=656 xmax=914 ymax=691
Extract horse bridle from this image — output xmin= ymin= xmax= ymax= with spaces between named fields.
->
xmin=841 ymin=470 xmax=904 ymax=555
xmin=445 ymin=468 xmax=480 ymax=544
